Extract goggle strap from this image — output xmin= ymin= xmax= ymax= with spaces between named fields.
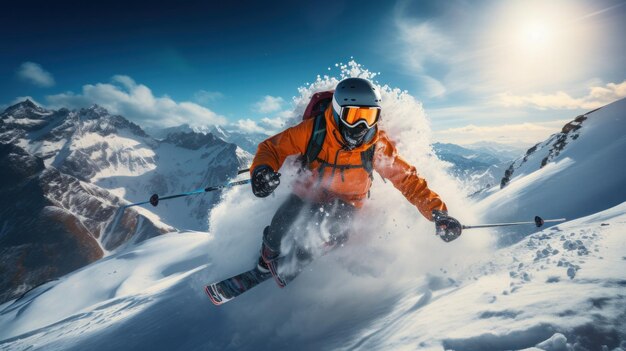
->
xmin=332 ymin=96 xmax=342 ymax=117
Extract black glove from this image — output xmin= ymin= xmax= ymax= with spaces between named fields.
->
xmin=432 ymin=210 xmax=462 ymax=242
xmin=251 ymin=166 xmax=281 ymax=198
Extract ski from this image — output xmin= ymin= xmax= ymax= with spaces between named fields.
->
xmin=205 ymin=267 xmax=272 ymax=305
xmin=205 ymin=239 xmax=345 ymax=305
xmin=266 ymin=251 xmax=313 ymax=288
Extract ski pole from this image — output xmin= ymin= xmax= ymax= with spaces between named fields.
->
xmin=462 ymin=216 xmax=566 ymax=230
xmin=122 ymin=179 xmax=251 ymax=209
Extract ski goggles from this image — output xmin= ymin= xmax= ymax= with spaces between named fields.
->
xmin=339 ymin=106 xmax=381 ymax=129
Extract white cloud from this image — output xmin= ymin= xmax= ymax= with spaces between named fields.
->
xmin=17 ymin=62 xmax=55 ymax=87
xmin=193 ymin=90 xmax=224 ymax=104
xmin=393 ymin=5 xmax=454 ymax=98
xmin=234 ymin=119 xmax=268 ymax=134
xmin=232 ymin=115 xmax=287 ymax=135
xmin=112 ymin=75 xmax=136 ymax=90
xmin=394 ymin=19 xmax=453 ymax=72
xmin=497 ymin=80 xmax=626 ymax=110
xmin=434 ymin=120 xmax=570 ymax=146
xmin=260 ymin=116 xmax=286 ymax=130
xmin=46 ymin=75 xmax=226 ymax=127
xmin=419 ymin=75 xmax=447 ymax=98
xmin=253 ymin=95 xmax=284 ymax=113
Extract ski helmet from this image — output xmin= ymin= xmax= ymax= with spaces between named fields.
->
xmin=332 ymin=78 xmax=382 ymax=148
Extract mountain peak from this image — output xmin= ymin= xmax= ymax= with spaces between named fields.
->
xmin=78 ymin=104 xmax=111 ymax=120
xmin=20 ymin=99 xmax=38 ymax=108
xmin=3 ymin=99 xmax=49 ymax=117
xmin=163 ymin=131 xmax=225 ymax=150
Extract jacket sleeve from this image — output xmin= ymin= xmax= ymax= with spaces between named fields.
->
xmin=374 ymin=132 xmax=448 ymax=221
xmin=250 ymin=119 xmax=313 ymax=174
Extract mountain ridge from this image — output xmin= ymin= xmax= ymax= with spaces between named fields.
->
xmin=1 ymin=99 xmax=248 ymax=229
xmin=477 ymin=97 xmax=626 ymax=244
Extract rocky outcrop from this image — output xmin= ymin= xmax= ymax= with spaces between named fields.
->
xmin=500 ymin=109 xmax=597 ymax=189
xmin=0 ymin=143 xmax=171 ymax=304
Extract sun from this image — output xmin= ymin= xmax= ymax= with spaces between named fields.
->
xmin=517 ymin=20 xmax=555 ymax=55
xmin=480 ymin=0 xmax=595 ymax=89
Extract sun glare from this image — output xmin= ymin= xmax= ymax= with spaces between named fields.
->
xmin=481 ymin=0 xmax=596 ymax=90
xmin=519 ymin=21 xmax=553 ymax=50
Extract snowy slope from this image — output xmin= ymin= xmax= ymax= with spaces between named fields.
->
xmin=342 ymin=203 xmax=626 ymax=351
xmin=0 ymin=202 xmax=623 ymax=350
xmin=95 ymin=131 xmax=248 ymax=230
xmin=476 ymin=98 xmax=626 ymax=243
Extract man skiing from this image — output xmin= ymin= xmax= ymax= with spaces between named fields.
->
xmin=250 ymin=77 xmax=462 ymax=286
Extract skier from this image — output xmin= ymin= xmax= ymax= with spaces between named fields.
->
xmin=250 ymin=77 xmax=462 ymax=286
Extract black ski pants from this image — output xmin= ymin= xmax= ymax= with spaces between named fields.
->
xmin=263 ymin=194 xmax=357 ymax=255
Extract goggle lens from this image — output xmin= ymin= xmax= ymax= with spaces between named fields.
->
xmin=340 ymin=106 xmax=381 ymax=128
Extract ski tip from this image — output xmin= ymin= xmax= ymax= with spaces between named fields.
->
xmin=205 ymin=285 xmax=225 ymax=306
xmin=270 ymin=270 xmax=287 ymax=289
xmin=272 ymin=276 xmax=286 ymax=288
xmin=267 ymin=262 xmax=287 ymax=288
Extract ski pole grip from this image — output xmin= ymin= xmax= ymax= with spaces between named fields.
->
xmin=534 ymin=216 xmax=545 ymax=227
xmin=149 ymin=194 xmax=159 ymax=207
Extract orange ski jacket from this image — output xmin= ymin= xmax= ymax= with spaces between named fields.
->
xmin=251 ymin=105 xmax=447 ymax=221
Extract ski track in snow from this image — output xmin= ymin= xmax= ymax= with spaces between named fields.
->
xmin=1 ymin=203 xmax=624 ymax=351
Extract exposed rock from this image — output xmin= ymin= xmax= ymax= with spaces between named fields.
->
xmin=0 ymin=143 xmax=171 ymax=304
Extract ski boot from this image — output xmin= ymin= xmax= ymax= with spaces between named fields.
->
xmin=258 ymin=226 xmax=288 ymax=287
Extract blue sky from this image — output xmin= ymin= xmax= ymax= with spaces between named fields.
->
xmin=2 ymin=0 xmax=625 ymax=145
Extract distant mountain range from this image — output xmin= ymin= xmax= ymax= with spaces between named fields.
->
xmin=146 ymin=123 xmax=268 ymax=154
xmin=0 ymin=99 xmax=249 ymax=303
xmin=432 ymin=141 xmax=526 ymax=193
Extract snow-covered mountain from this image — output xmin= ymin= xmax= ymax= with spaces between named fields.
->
xmin=0 ymin=142 xmax=174 ymax=304
xmin=0 ymin=100 xmax=250 ymax=230
xmin=432 ymin=142 xmax=518 ymax=193
xmin=209 ymin=126 xmax=269 ymax=154
xmin=433 ymin=142 xmax=501 ymax=172
xmin=146 ymin=123 xmax=268 ymax=154
xmin=0 ymin=100 xmax=248 ymax=304
xmin=476 ymin=98 xmax=626 ymax=244
xmin=465 ymin=141 xmax=528 ymax=163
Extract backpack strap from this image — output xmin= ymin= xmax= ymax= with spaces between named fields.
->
xmin=360 ymin=144 xmax=376 ymax=176
xmin=304 ymin=113 xmax=326 ymax=166
xmin=304 ymin=114 xmax=376 ymax=192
